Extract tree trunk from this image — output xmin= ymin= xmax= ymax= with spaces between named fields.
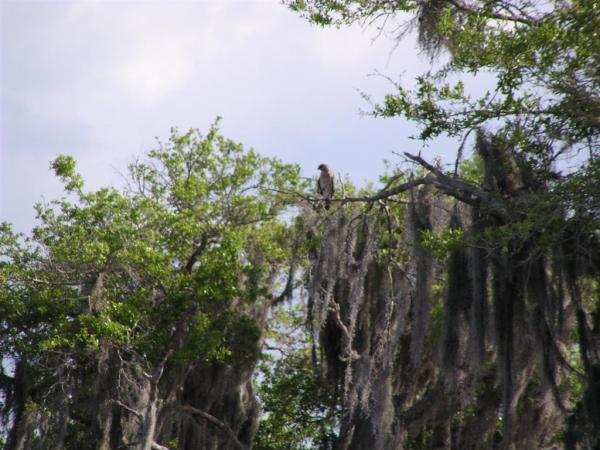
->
xmin=6 ymin=360 xmax=27 ymax=450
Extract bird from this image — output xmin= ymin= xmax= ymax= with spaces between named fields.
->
xmin=317 ymin=164 xmax=335 ymax=210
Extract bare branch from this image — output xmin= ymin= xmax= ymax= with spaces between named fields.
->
xmin=378 ymin=171 xmax=404 ymax=194
xmin=339 ymin=176 xmax=434 ymax=204
xmin=112 ymin=400 xmax=143 ymax=422
xmin=403 ymin=152 xmax=509 ymax=218
xmin=327 ymin=297 xmax=360 ymax=362
xmin=182 ymin=404 xmax=248 ymax=450
xmin=265 ymin=160 xmax=507 ymax=219
xmin=445 ymin=0 xmax=536 ymax=25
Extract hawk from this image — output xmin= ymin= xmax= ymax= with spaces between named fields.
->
xmin=317 ymin=163 xmax=335 ymax=210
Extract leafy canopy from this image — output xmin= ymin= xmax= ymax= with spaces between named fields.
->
xmin=0 ymin=119 xmax=306 ymax=379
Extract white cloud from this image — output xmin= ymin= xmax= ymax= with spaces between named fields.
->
xmin=112 ymin=41 xmax=194 ymax=103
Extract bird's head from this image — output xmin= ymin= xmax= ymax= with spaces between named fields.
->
xmin=317 ymin=163 xmax=329 ymax=171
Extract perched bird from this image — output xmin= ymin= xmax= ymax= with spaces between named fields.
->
xmin=317 ymin=164 xmax=335 ymax=210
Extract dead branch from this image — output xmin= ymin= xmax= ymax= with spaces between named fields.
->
xmin=266 ymin=154 xmax=508 ymax=218
xmin=403 ymin=152 xmax=509 ymax=217
xmin=340 ymin=176 xmax=434 ymax=204
xmin=328 ymin=297 xmax=360 ymax=362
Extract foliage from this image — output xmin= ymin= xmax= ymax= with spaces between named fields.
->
xmin=288 ymin=0 xmax=600 ymax=162
xmin=3 ymin=121 xmax=302 ymax=362
xmin=2 ymin=0 xmax=600 ymax=447
xmin=286 ymin=1 xmax=600 ymax=449
xmin=254 ymin=300 xmax=339 ymax=450
xmin=0 ymin=119 xmax=308 ymax=449
xmin=255 ymin=349 xmax=337 ymax=450
xmin=420 ymin=227 xmax=464 ymax=260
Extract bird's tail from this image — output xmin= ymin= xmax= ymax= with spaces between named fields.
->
xmin=325 ymin=199 xmax=331 ymax=210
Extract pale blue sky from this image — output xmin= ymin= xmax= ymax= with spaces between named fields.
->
xmin=1 ymin=0 xmax=460 ymax=233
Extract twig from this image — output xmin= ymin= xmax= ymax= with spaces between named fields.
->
xmin=377 ymin=171 xmax=404 ymax=194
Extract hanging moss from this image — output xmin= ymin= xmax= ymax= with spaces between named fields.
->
xmin=302 ymin=130 xmax=589 ymax=449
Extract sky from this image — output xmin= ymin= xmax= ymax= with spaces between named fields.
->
xmin=1 ymin=0 xmax=454 ymax=233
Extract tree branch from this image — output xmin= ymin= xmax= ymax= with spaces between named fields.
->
xmin=271 ymin=238 xmax=301 ymax=306
xmin=445 ymin=0 xmax=536 ymax=25
xmin=182 ymin=404 xmax=248 ymax=450
xmin=266 ymin=158 xmax=508 ymax=219
xmin=327 ymin=297 xmax=360 ymax=362
xmin=185 ymin=231 xmax=219 ymax=273
xmin=339 ymin=176 xmax=435 ymax=204
xmin=112 ymin=400 xmax=143 ymax=422
xmin=403 ymin=152 xmax=509 ymax=218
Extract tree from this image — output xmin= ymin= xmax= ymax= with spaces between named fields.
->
xmin=2 ymin=1 xmax=599 ymax=447
xmin=285 ymin=1 xmax=600 ymax=449
xmin=288 ymin=0 xmax=599 ymax=160
xmin=254 ymin=303 xmax=339 ymax=450
xmin=0 ymin=120 xmax=306 ymax=450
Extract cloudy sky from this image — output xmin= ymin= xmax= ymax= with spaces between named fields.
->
xmin=1 ymin=0 xmax=452 ymax=233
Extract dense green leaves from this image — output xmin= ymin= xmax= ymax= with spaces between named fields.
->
xmin=255 ymin=304 xmax=339 ymax=450
xmin=2 ymin=1 xmax=599 ymax=446
xmin=283 ymin=1 xmax=600 ymax=449
xmin=0 ymin=120 xmax=308 ymax=448
xmin=255 ymin=349 xmax=337 ymax=450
